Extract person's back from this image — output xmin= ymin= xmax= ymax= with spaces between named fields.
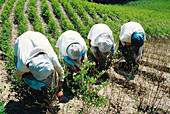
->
xmin=56 ymin=30 xmax=88 ymax=72
xmin=87 ymin=24 xmax=115 ymax=69
xmin=118 ymin=21 xmax=146 ymax=72
xmin=14 ymin=31 xmax=60 ymax=72
xmin=14 ymin=31 xmax=64 ymax=99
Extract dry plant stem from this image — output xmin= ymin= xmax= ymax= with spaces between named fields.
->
xmin=66 ymin=104 xmax=68 ymax=113
xmin=44 ymin=99 xmax=56 ymax=114
xmin=157 ymin=81 xmax=167 ymax=108
xmin=108 ymin=73 xmax=114 ymax=111
xmin=150 ymin=85 xmax=160 ymax=109
xmin=120 ymin=91 xmax=125 ymax=110
xmin=117 ymin=88 xmax=122 ymax=112
xmin=32 ymin=93 xmax=56 ymax=114
xmin=144 ymin=82 xmax=150 ymax=109
xmin=151 ymin=80 xmax=161 ymax=108
xmin=149 ymin=72 xmax=161 ymax=107
xmin=138 ymin=84 xmax=144 ymax=109
xmin=151 ymin=72 xmax=165 ymax=109
xmin=35 ymin=101 xmax=50 ymax=110
xmin=147 ymin=66 xmax=155 ymax=106
xmin=83 ymin=101 xmax=86 ymax=114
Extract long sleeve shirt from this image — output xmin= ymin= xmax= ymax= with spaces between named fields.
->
xmin=14 ymin=31 xmax=64 ymax=81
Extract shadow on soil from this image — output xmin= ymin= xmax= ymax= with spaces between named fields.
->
xmin=114 ymin=61 xmax=166 ymax=83
xmin=4 ymin=61 xmax=109 ymax=114
xmin=4 ymin=55 xmax=167 ymax=113
xmin=4 ymin=79 xmax=75 ymax=114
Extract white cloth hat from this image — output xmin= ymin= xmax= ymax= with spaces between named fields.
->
xmin=66 ymin=43 xmax=82 ymax=60
xmin=28 ymin=54 xmax=54 ymax=81
xmin=97 ymin=33 xmax=113 ymax=53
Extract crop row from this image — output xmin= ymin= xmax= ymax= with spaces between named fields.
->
xmin=0 ymin=0 xmax=5 ymax=8
xmin=59 ymin=0 xmax=88 ymax=38
xmin=1 ymin=0 xmax=15 ymax=22
xmin=62 ymin=0 xmax=120 ymax=42
xmin=14 ymin=0 xmax=28 ymax=36
xmin=82 ymin=1 xmax=103 ymax=24
xmin=41 ymin=0 xmax=60 ymax=39
xmin=95 ymin=3 xmax=169 ymax=38
xmin=84 ymin=2 xmax=121 ymax=41
xmin=28 ymin=0 xmax=44 ymax=34
xmin=0 ymin=0 xmax=16 ymax=52
xmin=49 ymin=0 xmax=75 ymax=32
xmin=69 ymin=0 xmax=94 ymax=27
xmin=0 ymin=0 xmax=16 ymax=91
xmin=78 ymin=1 xmax=169 ymax=39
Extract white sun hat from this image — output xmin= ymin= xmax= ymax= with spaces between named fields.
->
xmin=97 ymin=33 xmax=113 ymax=53
xmin=66 ymin=43 xmax=82 ymax=60
xmin=28 ymin=54 xmax=54 ymax=81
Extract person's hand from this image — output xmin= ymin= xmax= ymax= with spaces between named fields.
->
xmin=57 ymin=90 xmax=64 ymax=99
xmin=82 ymin=59 xmax=85 ymax=64
xmin=14 ymin=70 xmax=22 ymax=79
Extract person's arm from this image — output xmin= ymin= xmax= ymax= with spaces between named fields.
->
xmin=63 ymin=56 xmax=80 ymax=71
xmin=14 ymin=69 xmax=25 ymax=79
xmin=54 ymin=66 xmax=64 ymax=82
xmin=134 ymin=46 xmax=140 ymax=57
xmin=53 ymin=66 xmax=64 ymax=99
xmin=57 ymin=81 xmax=64 ymax=99
xmin=14 ymin=55 xmax=33 ymax=79
xmin=74 ymin=64 xmax=81 ymax=72
xmin=14 ymin=56 xmax=18 ymax=67
xmin=91 ymin=46 xmax=100 ymax=63
xmin=22 ymin=72 xmax=34 ymax=78
xmin=93 ymin=47 xmax=100 ymax=63
xmin=88 ymin=39 xmax=91 ymax=47
xmin=81 ymin=52 xmax=86 ymax=64
xmin=94 ymin=51 xmax=100 ymax=63
xmin=52 ymin=69 xmax=64 ymax=99
xmin=108 ymin=46 xmax=114 ymax=66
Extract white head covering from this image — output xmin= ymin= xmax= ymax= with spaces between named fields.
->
xmin=28 ymin=54 xmax=54 ymax=81
xmin=87 ymin=24 xmax=114 ymax=47
xmin=97 ymin=34 xmax=113 ymax=53
xmin=56 ymin=30 xmax=87 ymax=59
xmin=26 ymin=47 xmax=54 ymax=81
xmin=66 ymin=43 xmax=82 ymax=59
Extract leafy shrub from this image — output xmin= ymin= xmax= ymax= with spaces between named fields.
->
xmin=0 ymin=101 xmax=5 ymax=114
xmin=70 ymin=61 xmax=109 ymax=112
xmin=50 ymin=0 xmax=75 ymax=31
xmin=0 ymin=0 xmax=5 ymax=8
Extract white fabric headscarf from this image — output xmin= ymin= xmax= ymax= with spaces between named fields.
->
xmin=56 ymin=30 xmax=87 ymax=59
xmin=26 ymin=47 xmax=54 ymax=81
xmin=97 ymin=35 xmax=113 ymax=53
xmin=66 ymin=43 xmax=82 ymax=59
xmin=87 ymin=24 xmax=114 ymax=47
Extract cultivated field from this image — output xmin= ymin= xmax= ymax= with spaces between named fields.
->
xmin=0 ymin=0 xmax=169 ymax=113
